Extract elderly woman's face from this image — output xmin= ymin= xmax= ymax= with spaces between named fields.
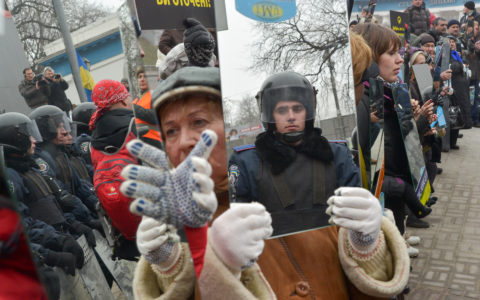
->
xmin=159 ymin=96 xmax=227 ymax=185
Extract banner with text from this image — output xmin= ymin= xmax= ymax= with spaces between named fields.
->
xmin=134 ymin=0 xmax=216 ymax=29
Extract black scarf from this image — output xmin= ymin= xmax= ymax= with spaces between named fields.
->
xmin=255 ymin=128 xmax=334 ymax=175
xmin=5 ymin=155 xmax=37 ymax=173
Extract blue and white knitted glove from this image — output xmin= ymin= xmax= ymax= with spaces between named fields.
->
xmin=326 ymin=187 xmax=382 ymax=254
xmin=120 ymin=130 xmax=218 ymax=228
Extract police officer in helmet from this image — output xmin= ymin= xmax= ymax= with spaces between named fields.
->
xmin=229 ymin=71 xmax=361 ymax=235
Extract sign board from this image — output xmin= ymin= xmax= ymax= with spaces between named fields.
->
xmin=235 ymin=0 xmax=296 ymax=23
xmin=389 ymin=10 xmax=408 ymax=37
xmin=134 ymin=0 xmax=216 ymax=29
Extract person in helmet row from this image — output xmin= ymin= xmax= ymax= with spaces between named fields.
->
xmin=0 ymin=112 xmax=95 ymax=246
xmin=119 ymin=66 xmax=409 ymax=299
xmin=229 ymin=71 xmax=361 ymax=236
xmin=28 ymin=105 xmax=101 ymax=237
xmin=71 ymin=102 xmax=96 ymax=169
xmin=0 ymin=113 xmax=94 ymax=274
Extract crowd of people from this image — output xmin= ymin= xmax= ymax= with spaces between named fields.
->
xmin=1 ymin=0 xmax=479 ymax=299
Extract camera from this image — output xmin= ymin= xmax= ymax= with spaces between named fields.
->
xmin=33 ymin=74 xmax=48 ymax=86
xmin=54 ymin=74 xmax=61 ymax=79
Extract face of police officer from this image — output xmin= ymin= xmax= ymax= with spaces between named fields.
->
xmin=272 ymin=100 xmax=307 ymax=135
xmin=25 ymin=69 xmax=34 ymax=81
xmin=27 ymin=136 xmax=36 ymax=156
xmin=53 ymin=123 xmax=67 ymax=145
xmin=159 ymin=95 xmax=227 ymax=186
xmin=63 ymin=132 xmax=73 ymax=145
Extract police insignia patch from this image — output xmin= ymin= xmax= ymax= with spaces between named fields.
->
xmin=80 ymin=141 xmax=90 ymax=154
xmin=34 ymin=158 xmax=49 ymax=174
xmin=7 ymin=180 xmax=14 ymax=195
xmin=229 ymin=164 xmax=239 ymax=186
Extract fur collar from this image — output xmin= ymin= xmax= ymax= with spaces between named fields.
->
xmin=255 ymin=128 xmax=334 ymax=175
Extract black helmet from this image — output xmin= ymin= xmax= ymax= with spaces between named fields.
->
xmin=29 ymin=105 xmax=71 ymax=142
xmin=256 ymin=71 xmax=316 ymax=137
xmin=0 ymin=112 xmax=43 ymax=155
xmin=72 ymin=102 xmax=96 ymax=135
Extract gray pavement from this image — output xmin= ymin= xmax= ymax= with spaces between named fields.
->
xmin=407 ymin=128 xmax=480 ymax=299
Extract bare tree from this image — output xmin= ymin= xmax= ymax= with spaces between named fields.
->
xmin=249 ymin=0 xmax=356 ymax=119
xmin=224 ymin=94 xmax=260 ymax=128
xmin=7 ymin=0 xmax=108 ymax=71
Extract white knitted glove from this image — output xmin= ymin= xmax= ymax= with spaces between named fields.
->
xmin=326 ymin=187 xmax=382 ymax=254
xmin=210 ymin=203 xmax=272 ymax=277
xmin=136 ymin=216 xmax=181 ymax=270
xmin=120 ymin=130 xmax=218 ymax=228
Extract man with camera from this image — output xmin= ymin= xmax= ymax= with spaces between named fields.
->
xmin=18 ymin=67 xmax=50 ymax=109
xmin=44 ymin=67 xmax=72 ymax=114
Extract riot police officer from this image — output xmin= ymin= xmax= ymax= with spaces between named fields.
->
xmin=228 ymin=71 xmax=360 ymax=235
xmin=29 ymin=105 xmax=100 ymax=226
xmin=0 ymin=112 xmax=96 ymax=247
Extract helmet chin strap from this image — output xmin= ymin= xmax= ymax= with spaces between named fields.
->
xmin=275 ymin=130 xmax=305 ymax=144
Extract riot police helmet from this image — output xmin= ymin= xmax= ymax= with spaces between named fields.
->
xmin=0 ymin=112 xmax=43 ymax=155
xmin=256 ymin=71 xmax=316 ymax=143
xmin=29 ymin=105 xmax=71 ymax=142
xmin=72 ymin=102 xmax=96 ymax=135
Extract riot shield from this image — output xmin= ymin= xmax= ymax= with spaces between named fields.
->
xmin=392 ymin=85 xmax=431 ymax=207
xmin=93 ymin=230 xmax=136 ymax=300
xmin=219 ymin=0 xmax=359 ymax=237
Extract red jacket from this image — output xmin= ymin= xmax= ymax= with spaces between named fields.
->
xmin=0 ymin=208 xmax=48 ymax=299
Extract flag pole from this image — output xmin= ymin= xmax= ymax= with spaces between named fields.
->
xmin=51 ymin=0 xmax=88 ymax=103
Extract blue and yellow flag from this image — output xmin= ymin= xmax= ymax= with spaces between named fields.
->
xmin=76 ymin=51 xmax=95 ymax=102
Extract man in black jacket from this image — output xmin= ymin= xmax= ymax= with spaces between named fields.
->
xmin=44 ymin=67 xmax=72 ymax=114
xmin=405 ymin=0 xmax=431 ymax=36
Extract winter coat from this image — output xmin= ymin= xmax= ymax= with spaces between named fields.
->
xmin=467 ymin=34 xmax=480 ymax=80
xmin=450 ymin=55 xmax=473 ymax=128
xmin=382 ymin=85 xmax=412 ymax=183
xmin=18 ymin=79 xmax=50 ymax=109
xmin=0 ymin=206 xmax=48 ymax=300
xmin=405 ymin=5 xmax=431 ymax=36
xmin=46 ymin=78 xmax=71 ymax=112
xmin=256 ymin=218 xmax=409 ymax=299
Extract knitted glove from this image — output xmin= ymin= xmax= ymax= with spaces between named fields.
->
xmin=45 ymin=251 xmax=76 ymax=276
xmin=136 ymin=217 xmax=181 ymax=271
xmin=326 ymin=187 xmax=382 ymax=254
xmin=210 ymin=203 xmax=273 ymax=277
xmin=61 ymin=235 xmax=85 ymax=268
xmin=121 ymin=130 xmax=218 ymax=228
xmin=183 ymin=18 xmax=215 ymax=67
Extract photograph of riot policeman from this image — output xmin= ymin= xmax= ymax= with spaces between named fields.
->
xmin=229 ymin=71 xmax=361 ymax=236
xmin=0 ymin=112 xmax=88 ymax=281
xmin=28 ymin=105 xmax=100 ymax=245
